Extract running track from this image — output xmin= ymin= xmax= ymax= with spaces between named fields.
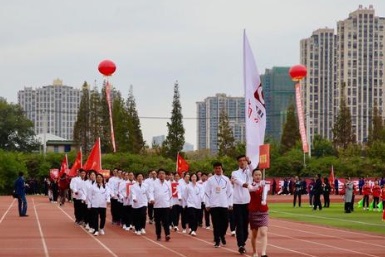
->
xmin=0 ymin=196 xmax=384 ymax=257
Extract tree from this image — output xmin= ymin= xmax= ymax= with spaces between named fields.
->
xmin=126 ymin=85 xmax=145 ymax=154
xmin=73 ymin=82 xmax=91 ymax=153
xmin=280 ymin=103 xmax=300 ymax=153
xmin=332 ymin=83 xmax=355 ymax=150
xmin=112 ymin=92 xmax=129 ymax=152
xmin=217 ymin=109 xmax=236 ymax=157
xmin=312 ymin=134 xmax=335 ymax=158
xmin=367 ymin=103 xmax=385 ymax=145
xmin=163 ymin=81 xmax=185 ymax=159
xmin=0 ymin=98 xmax=40 ymax=152
xmin=100 ymin=84 xmax=113 ymax=153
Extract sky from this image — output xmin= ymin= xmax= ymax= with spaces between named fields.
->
xmin=1 ymin=0 xmax=385 ymax=149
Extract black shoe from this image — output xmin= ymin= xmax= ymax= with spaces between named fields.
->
xmin=166 ymin=235 xmax=171 ymax=241
xmin=156 ymin=236 xmax=161 ymax=241
xmin=261 ymin=255 xmax=268 ymax=257
xmin=20 ymin=214 xmax=29 ymax=217
xmin=221 ymin=237 xmax=226 ymax=246
xmin=238 ymin=246 xmax=246 ymax=254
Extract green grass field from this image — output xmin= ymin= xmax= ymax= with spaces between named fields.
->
xmin=269 ymin=202 xmax=385 ymax=235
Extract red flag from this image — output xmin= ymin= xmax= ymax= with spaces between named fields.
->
xmin=59 ymin=154 xmax=68 ymax=177
xmin=176 ymin=153 xmax=189 ymax=176
xmin=68 ymin=150 xmax=83 ymax=177
xmin=50 ymin=169 xmax=59 ymax=180
xmin=329 ymin=165 xmax=335 ymax=194
xmin=83 ymin=138 xmax=102 ymax=172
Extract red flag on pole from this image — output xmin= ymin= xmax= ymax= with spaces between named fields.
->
xmin=176 ymin=152 xmax=189 ymax=176
xmin=59 ymin=154 xmax=68 ymax=177
xmin=295 ymin=83 xmax=309 ymax=153
xmin=83 ymin=138 xmax=102 ymax=172
xmin=329 ymin=165 xmax=335 ymax=194
xmin=68 ymin=150 xmax=83 ymax=177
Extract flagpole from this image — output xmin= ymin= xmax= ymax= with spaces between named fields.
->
xmin=98 ymin=137 xmax=102 ymax=171
xmin=176 ymin=152 xmax=179 ymax=172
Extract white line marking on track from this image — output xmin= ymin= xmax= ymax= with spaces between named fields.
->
xmin=142 ymin=236 xmax=189 ymax=257
xmin=56 ymin=205 xmax=119 ymax=257
xmin=32 ymin=198 xmax=49 ymax=257
xmin=0 ymin=199 xmax=15 ymax=224
xmin=269 ymin=231 xmax=382 ymax=257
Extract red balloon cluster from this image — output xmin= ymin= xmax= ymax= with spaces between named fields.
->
xmin=98 ymin=60 xmax=116 ymax=76
xmin=289 ymin=64 xmax=307 ymax=81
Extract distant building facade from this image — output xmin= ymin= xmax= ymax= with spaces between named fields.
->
xmin=152 ymin=135 xmax=165 ymax=147
xmin=261 ymin=67 xmax=295 ymax=141
xmin=18 ymin=79 xmax=82 ymax=140
xmin=196 ymin=93 xmax=245 ymax=153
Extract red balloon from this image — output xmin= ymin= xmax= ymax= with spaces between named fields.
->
xmin=98 ymin=60 xmax=116 ymax=76
xmin=289 ymin=64 xmax=307 ymax=81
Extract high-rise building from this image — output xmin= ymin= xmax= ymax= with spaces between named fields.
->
xmin=300 ymin=5 xmax=385 ymax=145
xmin=261 ymin=67 xmax=295 ymax=141
xmin=336 ymin=5 xmax=385 ymax=143
xmin=301 ymin=28 xmax=337 ymax=143
xmin=196 ymin=93 xmax=245 ymax=152
xmin=18 ymin=79 xmax=82 ymax=140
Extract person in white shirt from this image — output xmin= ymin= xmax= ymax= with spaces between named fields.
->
xmin=184 ymin=173 xmax=204 ymax=236
xmin=131 ymin=173 xmax=151 ymax=235
xmin=170 ymin=172 xmax=182 ymax=231
xmin=144 ymin=170 xmax=157 ymax=224
xmin=231 ymin=155 xmax=254 ymax=254
xmin=198 ymin=172 xmax=210 ymax=229
xmin=178 ymin=173 xmax=190 ymax=233
xmin=84 ymin=170 xmax=97 ymax=231
xmin=106 ymin=168 xmax=119 ymax=224
xmin=69 ymin=169 xmax=87 ymax=225
xmin=149 ymin=169 xmax=172 ymax=241
xmin=89 ymin=173 xmax=110 ymax=236
xmin=120 ymin=172 xmax=135 ymax=231
xmin=205 ymin=162 xmax=233 ymax=248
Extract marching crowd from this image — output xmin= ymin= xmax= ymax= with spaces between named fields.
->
xmin=65 ymin=155 xmax=269 ymax=257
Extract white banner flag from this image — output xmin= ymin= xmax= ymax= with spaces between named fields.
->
xmin=244 ymin=31 xmax=266 ymax=167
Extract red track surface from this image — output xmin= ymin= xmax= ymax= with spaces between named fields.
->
xmin=0 ymin=195 xmax=384 ymax=257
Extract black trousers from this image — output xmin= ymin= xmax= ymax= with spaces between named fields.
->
xmin=363 ymin=195 xmax=369 ymax=208
xmin=323 ymin=193 xmax=330 ymax=207
xmin=171 ymin=205 xmax=182 ymax=227
xmin=122 ymin=205 xmax=133 ymax=227
xmin=181 ymin=207 xmax=188 ymax=229
xmin=210 ymin=207 xmax=229 ymax=244
xmin=73 ymin=199 xmax=86 ymax=223
xmin=203 ymin=204 xmax=210 ymax=227
xmin=313 ymin=194 xmax=322 ymax=210
xmin=91 ymin=207 xmax=106 ymax=231
xmin=187 ymin=207 xmax=200 ymax=232
xmin=228 ymin=209 xmax=236 ymax=232
xmin=110 ymin=198 xmax=118 ymax=223
xmin=132 ymin=206 xmax=147 ymax=231
xmin=117 ymin=202 xmax=123 ymax=224
xmin=154 ymin=208 xmax=171 ymax=237
xmin=233 ymin=204 xmax=249 ymax=247
xmin=148 ymin=202 xmax=154 ymax=221
xmin=293 ymin=191 xmax=302 ymax=207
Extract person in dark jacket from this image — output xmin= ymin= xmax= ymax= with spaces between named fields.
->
xmin=14 ymin=172 xmax=28 ymax=217
xmin=313 ymin=174 xmax=323 ymax=211
xmin=293 ymin=176 xmax=302 ymax=207
xmin=323 ymin=177 xmax=331 ymax=208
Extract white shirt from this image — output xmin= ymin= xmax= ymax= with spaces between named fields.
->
xmin=85 ymin=180 xmax=96 ymax=205
xmin=131 ymin=182 xmax=150 ymax=209
xmin=184 ymin=183 xmax=204 ymax=209
xmin=231 ymin=167 xmax=253 ymax=204
xmin=177 ymin=180 xmax=189 ymax=207
xmin=120 ymin=180 xmax=136 ymax=206
xmin=107 ymin=176 xmax=120 ymax=199
xmin=150 ymin=179 xmax=172 ymax=208
xmin=70 ymin=176 xmax=87 ymax=200
xmin=89 ymin=183 xmax=110 ymax=208
xmin=205 ymin=175 xmax=233 ymax=208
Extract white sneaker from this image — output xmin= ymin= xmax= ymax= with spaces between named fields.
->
xmin=135 ymin=230 xmax=142 ymax=235
xmin=191 ymin=231 xmax=196 ymax=236
xmin=93 ymin=231 xmax=99 ymax=236
xmin=174 ymin=227 xmax=179 ymax=232
xmin=141 ymin=228 xmax=146 ymax=234
xmin=129 ymin=225 xmax=134 ymax=230
xmin=231 ymin=231 xmax=236 ymax=236
xmin=99 ymin=229 xmax=105 ymax=235
xmin=205 ymin=226 xmax=210 ymax=230
xmin=85 ymin=224 xmax=90 ymax=230
xmin=89 ymin=228 xmax=95 ymax=234
xmin=123 ymin=224 xmax=127 ymax=230
xmin=182 ymin=229 xmax=186 ymax=233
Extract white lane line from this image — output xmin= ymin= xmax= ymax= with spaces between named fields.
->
xmin=271 ymin=223 xmax=385 ymax=249
xmin=56 ymin=205 xmax=119 ymax=257
xmin=269 ymin=231 xmax=382 ymax=257
xmin=32 ymin=198 xmax=49 ymax=257
xmin=142 ymin=236 xmax=189 ymax=257
xmin=0 ymin=199 xmax=15 ymax=224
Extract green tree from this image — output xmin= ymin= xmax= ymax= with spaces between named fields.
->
xmin=367 ymin=103 xmax=385 ymax=145
xmin=126 ymin=85 xmax=145 ymax=154
xmin=312 ymin=134 xmax=335 ymax=158
xmin=0 ymin=98 xmax=39 ymax=152
xmin=99 ymin=84 xmax=113 ymax=153
xmin=280 ymin=103 xmax=300 ymax=153
xmin=163 ymin=81 xmax=185 ymax=159
xmin=217 ymin=109 xmax=236 ymax=157
xmin=332 ymin=84 xmax=355 ymax=150
xmin=89 ymin=86 xmax=104 ymax=152
xmin=73 ymin=82 xmax=91 ymax=153
xmin=112 ymin=92 xmax=129 ymax=152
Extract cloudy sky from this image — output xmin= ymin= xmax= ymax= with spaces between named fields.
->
xmin=1 ymin=0 xmax=384 ymax=149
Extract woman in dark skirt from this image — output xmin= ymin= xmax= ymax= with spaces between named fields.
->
xmin=248 ymin=169 xmax=269 ymax=257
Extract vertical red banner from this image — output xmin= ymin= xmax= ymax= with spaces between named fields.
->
xmin=295 ymin=83 xmax=309 ymax=153
xmin=106 ymin=81 xmax=116 ymax=152
xmin=258 ymin=144 xmax=270 ymax=169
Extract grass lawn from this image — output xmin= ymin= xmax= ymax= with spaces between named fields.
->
xmin=269 ymin=202 xmax=385 ymax=235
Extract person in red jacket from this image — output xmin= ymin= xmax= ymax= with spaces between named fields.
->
xmin=362 ymin=180 xmax=371 ymax=210
xmin=371 ymin=181 xmax=381 ymax=211
xmin=381 ymin=186 xmax=385 ymax=211
xmin=58 ymin=173 xmax=70 ymax=206
xmin=248 ymin=169 xmax=268 ymax=257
